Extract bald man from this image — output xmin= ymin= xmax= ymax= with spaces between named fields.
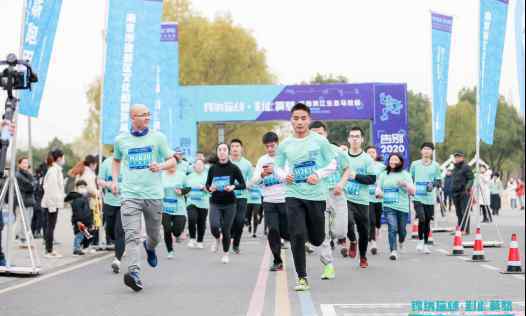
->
xmin=112 ymin=104 xmax=176 ymax=292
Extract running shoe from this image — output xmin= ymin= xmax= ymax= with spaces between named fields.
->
xmin=221 ymin=254 xmax=230 ymax=264
xmin=416 ymin=240 xmax=425 ymax=253
xmin=111 ymin=258 xmax=121 ymax=274
xmin=321 ymin=264 xmax=335 ymax=280
xmin=348 ymin=242 xmax=357 ymax=258
xmin=340 ymin=246 xmax=348 ymax=258
xmin=269 ymin=262 xmax=283 ymax=272
xmin=196 ymin=242 xmax=204 ymax=249
xmin=211 ymin=239 xmax=220 ymax=253
xmin=124 ymin=272 xmax=143 ymax=292
xmin=167 ymin=251 xmax=175 ymax=259
xmin=370 ymin=241 xmax=378 ymax=255
xmin=143 ymin=240 xmax=158 ymax=268
xmin=73 ymin=250 xmax=85 ymax=256
xmin=305 ymin=243 xmax=315 ymax=254
xmin=359 ymin=257 xmax=368 ymax=268
xmin=44 ymin=251 xmax=63 ymax=258
xmin=232 ymin=246 xmax=240 ymax=255
xmin=294 ymin=278 xmax=310 ymax=291
xmin=389 ymin=250 xmax=398 ymax=261
xmin=187 ymin=239 xmax=197 ymax=249
xmin=423 ymin=245 xmax=432 ymax=254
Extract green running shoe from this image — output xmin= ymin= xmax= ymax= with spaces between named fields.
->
xmin=294 ymin=277 xmax=310 ymax=291
xmin=321 ymin=264 xmax=335 ymax=280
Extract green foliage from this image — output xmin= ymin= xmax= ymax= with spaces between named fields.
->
xmin=18 ymin=137 xmax=80 ymax=172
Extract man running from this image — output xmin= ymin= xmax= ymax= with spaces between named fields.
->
xmin=309 ymin=121 xmax=349 ymax=280
xmin=112 ymin=104 xmax=176 ymax=292
xmin=272 ymin=103 xmax=337 ymax=291
xmin=230 ymin=139 xmax=254 ymax=254
xmin=366 ymin=146 xmax=385 ymax=255
xmin=341 ymin=127 xmax=376 ymax=268
xmin=410 ymin=142 xmax=442 ymax=254
xmin=252 ymin=132 xmax=289 ymax=272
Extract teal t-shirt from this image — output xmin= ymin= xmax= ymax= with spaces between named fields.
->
xmin=98 ymin=155 xmax=121 ymax=207
xmin=184 ymin=171 xmax=209 ymax=209
xmin=325 ymin=144 xmax=350 ymax=190
xmin=378 ymin=170 xmax=413 ymax=213
xmin=410 ymin=160 xmax=441 ymax=205
xmin=344 ymin=151 xmax=374 ymax=206
xmin=162 ymin=172 xmax=187 ymax=216
xmin=248 ymin=186 xmax=262 ymax=204
xmin=275 ymin=132 xmax=335 ymax=201
xmin=114 ymin=131 xmax=174 ymax=200
xmin=231 ymin=157 xmax=253 ymax=200
xmin=369 ymin=161 xmax=386 ymax=203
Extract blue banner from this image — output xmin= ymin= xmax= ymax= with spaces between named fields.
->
xmin=102 ymin=0 xmax=163 ymax=144
xmin=431 ymin=12 xmax=453 ymax=144
xmin=19 ymin=0 xmax=63 ymax=117
xmin=479 ymin=0 xmax=509 ymax=144
xmin=515 ymin=0 xmax=525 ymax=114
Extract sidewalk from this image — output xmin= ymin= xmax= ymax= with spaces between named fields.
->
xmin=0 ymin=207 xmax=111 ymax=284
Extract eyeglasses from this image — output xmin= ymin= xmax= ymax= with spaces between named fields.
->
xmin=134 ymin=112 xmax=151 ymax=118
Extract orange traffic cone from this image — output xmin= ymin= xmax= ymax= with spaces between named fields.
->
xmin=426 ymin=230 xmax=434 ymax=245
xmin=470 ymin=227 xmax=487 ymax=262
xmin=449 ymin=226 xmax=464 ymax=256
xmin=501 ymin=234 xmax=524 ymax=274
xmin=411 ymin=220 xmax=419 ymax=240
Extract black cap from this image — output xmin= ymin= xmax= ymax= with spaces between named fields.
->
xmin=453 ymin=150 xmax=465 ymax=157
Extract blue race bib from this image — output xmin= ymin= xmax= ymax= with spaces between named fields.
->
xmin=263 ymin=175 xmax=281 ymax=187
xmin=128 ymin=147 xmax=153 ymax=170
xmin=163 ymin=197 xmax=178 ymax=214
xmin=416 ymin=181 xmax=430 ymax=197
xmin=383 ymin=187 xmax=400 ymax=204
xmin=190 ymin=188 xmax=203 ymax=202
xmin=293 ymin=161 xmax=316 ymax=183
xmin=212 ymin=176 xmax=230 ymax=192
xmin=346 ymin=180 xmax=361 ymax=196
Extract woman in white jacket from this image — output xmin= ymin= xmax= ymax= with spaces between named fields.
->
xmin=479 ymin=165 xmax=492 ymax=223
xmin=41 ymin=149 xmax=66 ymax=258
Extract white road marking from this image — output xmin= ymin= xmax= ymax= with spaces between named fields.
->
xmin=514 ymin=275 xmax=525 ymax=281
xmin=436 ymin=248 xmax=449 ymax=254
xmin=481 ymin=264 xmax=500 ymax=271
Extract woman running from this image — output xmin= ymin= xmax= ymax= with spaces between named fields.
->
xmin=185 ymin=159 xmax=209 ymax=249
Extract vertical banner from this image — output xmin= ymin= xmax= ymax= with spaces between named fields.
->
xmin=431 ymin=12 xmax=453 ymax=143
xmin=479 ymin=0 xmax=509 ymax=144
xmin=102 ymin=0 xmax=163 ymax=144
xmin=19 ymin=0 xmax=63 ymax=117
xmin=515 ymin=0 xmax=525 ymax=114
xmin=372 ymin=84 xmax=410 ymax=167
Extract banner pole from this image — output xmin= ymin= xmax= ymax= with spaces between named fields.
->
xmin=430 ymin=11 xmax=437 ymax=162
xmin=99 ymin=0 xmax=110 ymax=166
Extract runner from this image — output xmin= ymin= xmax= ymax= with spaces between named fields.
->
xmin=366 ymin=146 xmax=386 ymax=256
xmin=111 ymin=104 xmax=176 ymax=292
xmin=98 ymin=151 xmax=125 ymax=273
xmin=252 ymin=132 xmax=289 ymax=272
xmin=410 ymin=142 xmax=441 ymax=254
xmin=185 ymin=158 xmax=209 ymax=249
xmin=273 ymin=103 xmax=337 ymax=291
xmin=246 ymin=184 xmax=263 ymax=238
xmin=161 ymin=164 xmax=188 ymax=259
xmin=229 ymin=139 xmax=253 ymax=254
xmin=376 ymin=153 xmax=415 ymax=260
xmin=309 ymin=121 xmax=350 ymax=280
xmin=341 ymin=127 xmax=376 ymax=268
xmin=206 ymin=143 xmax=246 ymax=264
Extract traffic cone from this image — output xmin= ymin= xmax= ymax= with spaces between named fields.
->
xmin=426 ymin=230 xmax=434 ymax=245
xmin=470 ymin=227 xmax=487 ymax=262
xmin=501 ymin=234 xmax=524 ymax=274
xmin=411 ymin=220 xmax=419 ymax=239
xmin=449 ymin=226 xmax=464 ymax=256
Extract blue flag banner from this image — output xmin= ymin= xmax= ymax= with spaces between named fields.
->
xmin=479 ymin=0 xmax=509 ymax=144
xmin=515 ymin=0 xmax=525 ymax=114
xmin=102 ymin=0 xmax=163 ymax=144
xmin=431 ymin=12 xmax=453 ymax=144
xmin=19 ymin=0 xmax=63 ymax=117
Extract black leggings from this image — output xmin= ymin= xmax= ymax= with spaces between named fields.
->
xmin=481 ymin=205 xmax=493 ymax=222
xmin=264 ymin=202 xmax=289 ymax=265
xmin=369 ymin=202 xmax=382 ymax=241
xmin=103 ymin=204 xmax=125 ymax=260
xmin=231 ymin=198 xmax=248 ymax=249
xmin=453 ymin=194 xmax=470 ymax=234
xmin=44 ymin=209 xmax=59 ymax=253
xmin=414 ymin=202 xmax=434 ymax=243
xmin=246 ymin=203 xmax=263 ymax=235
xmin=187 ymin=205 xmax=208 ymax=242
xmin=162 ymin=214 xmax=187 ymax=252
xmin=210 ymin=203 xmax=237 ymax=252
xmin=286 ymin=198 xmax=325 ymax=279
xmin=347 ymin=202 xmax=370 ymax=259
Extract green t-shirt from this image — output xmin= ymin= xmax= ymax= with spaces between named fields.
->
xmin=325 ymin=144 xmax=350 ymax=190
xmin=410 ymin=160 xmax=441 ymax=205
xmin=98 ymin=155 xmax=121 ymax=207
xmin=275 ymin=132 xmax=335 ymax=201
xmin=369 ymin=161 xmax=386 ymax=203
xmin=114 ymin=131 xmax=174 ymax=200
xmin=231 ymin=157 xmax=253 ymax=200
xmin=378 ymin=170 xmax=413 ymax=213
xmin=248 ymin=186 xmax=262 ymax=204
xmin=184 ymin=171 xmax=209 ymax=209
xmin=162 ymin=172 xmax=187 ymax=216
xmin=344 ymin=151 xmax=374 ymax=205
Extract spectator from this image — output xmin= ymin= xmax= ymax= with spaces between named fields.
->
xmin=507 ymin=178 xmax=518 ymax=210
xmin=32 ymin=161 xmax=48 ymax=239
xmin=443 ymin=169 xmax=454 ymax=212
xmin=516 ymin=179 xmax=525 ymax=211
xmin=65 ymin=180 xmax=93 ymax=256
xmin=451 ymin=151 xmax=474 ymax=235
xmin=478 ymin=165 xmax=492 ymax=223
xmin=489 ymin=172 xmax=503 ymax=216
xmin=15 ymin=157 xmax=36 ymax=248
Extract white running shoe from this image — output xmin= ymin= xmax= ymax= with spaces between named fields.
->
xmin=111 ymin=258 xmax=121 ymax=274
xmin=44 ymin=251 xmax=63 ymax=258
xmin=211 ymin=239 xmax=220 ymax=253
xmin=423 ymin=245 xmax=432 ymax=254
xmin=221 ymin=254 xmax=230 ymax=264
xmin=167 ymin=251 xmax=175 ymax=259
xmin=196 ymin=242 xmax=204 ymax=249
xmin=389 ymin=250 xmax=398 ymax=260
xmin=416 ymin=240 xmax=425 ymax=253
xmin=187 ymin=239 xmax=197 ymax=249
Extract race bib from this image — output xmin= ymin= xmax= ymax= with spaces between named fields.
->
xmin=212 ymin=176 xmax=230 ymax=192
xmin=128 ymin=147 xmax=153 ymax=170
xmin=416 ymin=181 xmax=430 ymax=197
xmin=293 ymin=161 xmax=316 ymax=183
xmin=346 ymin=180 xmax=361 ymax=196
xmin=250 ymin=188 xmax=261 ymax=200
xmin=369 ymin=185 xmax=377 ymax=197
xmin=263 ymin=175 xmax=281 ymax=187
xmin=163 ymin=197 xmax=178 ymax=214
xmin=190 ymin=188 xmax=204 ymax=202
xmin=235 ymin=190 xmax=244 ymax=198
xmin=383 ymin=187 xmax=400 ymax=204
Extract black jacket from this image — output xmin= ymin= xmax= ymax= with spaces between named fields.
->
xmin=451 ymin=162 xmax=474 ymax=196
xmin=16 ymin=169 xmax=36 ymax=208
xmin=65 ymin=192 xmax=92 ymax=232
xmin=206 ymin=161 xmax=246 ymax=205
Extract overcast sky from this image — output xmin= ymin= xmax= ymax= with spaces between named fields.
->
xmin=0 ymin=0 xmax=522 ymax=149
